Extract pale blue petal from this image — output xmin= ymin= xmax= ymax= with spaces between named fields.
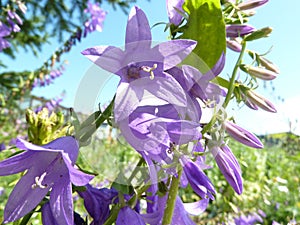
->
xmin=115 ymin=81 xmax=144 ymax=122
xmin=81 ymin=45 xmax=125 ymax=74
xmin=125 ymin=6 xmax=151 ymax=48
xmin=143 ymin=75 xmax=187 ymax=108
xmin=183 ymin=198 xmax=209 ymax=216
xmin=153 ymin=40 xmax=197 ymax=70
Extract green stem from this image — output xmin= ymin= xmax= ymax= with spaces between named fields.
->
xmin=223 ymin=40 xmax=247 ymax=108
xmin=127 ymin=157 xmax=145 ymax=183
xmin=162 ymin=167 xmax=182 ymax=225
xmin=102 ymin=204 xmax=121 ymax=225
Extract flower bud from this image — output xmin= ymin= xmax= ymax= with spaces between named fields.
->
xmin=244 ymin=27 xmax=272 ymax=41
xmin=226 ymin=38 xmax=242 ymax=52
xmin=226 ymin=24 xmax=256 ymax=38
xmin=224 ymin=120 xmax=263 ymax=148
xmin=246 ymin=90 xmax=277 ymax=113
xmin=241 ymin=65 xmax=277 ymax=80
xmin=238 ymin=0 xmax=269 ymax=11
xmin=259 ymin=56 xmax=280 ymax=74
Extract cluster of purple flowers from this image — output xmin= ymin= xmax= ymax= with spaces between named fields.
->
xmin=0 ymin=6 xmax=26 ymax=51
xmin=83 ymin=1 xmax=107 ymax=36
xmin=0 ymin=1 xmax=277 ymax=225
xmin=32 ymin=64 xmax=66 ymax=88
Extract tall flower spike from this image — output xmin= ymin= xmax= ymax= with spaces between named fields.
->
xmin=82 ymin=6 xmax=197 ymax=122
xmin=224 ymin=120 xmax=263 ymax=148
xmin=0 ymin=136 xmax=94 ymax=224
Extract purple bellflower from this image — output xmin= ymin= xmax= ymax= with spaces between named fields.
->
xmin=0 ymin=136 xmax=94 ymax=224
xmin=166 ymin=0 xmax=185 ymax=26
xmin=224 ymin=120 xmax=263 ymax=148
xmin=210 ymin=142 xmax=243 ymax=194
xmin=78 ymin=184 xmax=118 ymax=225
xmin=179 ymin=156 xmax=215 ymax=200
xmin=82 ymin=6 xmax=197 ymax=122
xmin=118 ymin=104 xmax=201 ymax=165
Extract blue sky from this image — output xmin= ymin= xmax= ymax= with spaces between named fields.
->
xmin=3 ymin=0 xmax=300 ymax=135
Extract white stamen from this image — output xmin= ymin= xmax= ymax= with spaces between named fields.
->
xmin=31 ymin=172 xmax=48 ymax=189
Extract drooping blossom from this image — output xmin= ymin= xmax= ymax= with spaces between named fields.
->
xmin=116 ymin=206 xmax=146 ymax=225
xmin=82 ymin=6 xmax=197 ymax=122
xmin=224 ymin=120 xmax=263 ymax=148
xmin=166 ymin=0 xmax=185 ymax=26
xmin=0 ymin=136 xmax=94 ymax=224
xmin=179 ymin=156 xmax=215 ymax=200
xmin=210 ymin=142 xmax=243 ymax=194
xmin=84 ymin=1 xmax=107 ymax=35
xmin=78 ymin=184 xmax=118 ymax=225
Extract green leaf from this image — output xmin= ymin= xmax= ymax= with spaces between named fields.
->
xmin=180 ymin=0 xmax=226 ymax=69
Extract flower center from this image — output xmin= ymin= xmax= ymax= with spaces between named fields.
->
xmin=126 ymin=63 xmax=158 ymax=81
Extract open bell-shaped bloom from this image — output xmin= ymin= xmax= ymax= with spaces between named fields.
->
xmin=118 ymin=104 xmax=201 ymax=165
xmin=0 ymin=136 xmax=94 ymax=224
xmin=82 ymin=6 xmax=196 ymax=122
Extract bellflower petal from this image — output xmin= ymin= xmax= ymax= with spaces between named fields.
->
xmin=3 ymin=168 xmax=51 ymax=223
xmin=180 ymin=156 xmax=215 ymax=200
xmin=0 ymin=137 xmax=93 ymax=224
xmin=78 ymin=185 xmax=118 ymax=224
xmin=116 ymin=206 xmax=146 ymax=225
xmin=50 ymin=181 xmax=73 ymax=225
xmin=81 ymin=45 xmax=125 ymax=74
xmin=0 ymin=151 xmax=35 ymax=175
xmin=183 ymin=198 xmax=210 ymax=216
xmin=153 ymin=40 xmax=197 ymax=70
xmin=157 ymin=195 xmax=196 ymax=225
xmin=211 ymin=144 xmax=243 ymax=194
xmin=225 ymin=120 xmax=263 ymax=148
xmin=126 ymin=6 xmax=151 ymax=47
xmin=42 ymin=202 xmax=60 ymax=225
xmin=167 ymin=0 xmax=185 ymax=26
